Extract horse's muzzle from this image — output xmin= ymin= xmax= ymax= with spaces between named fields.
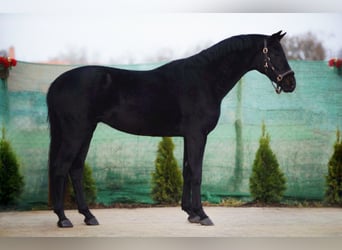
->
xmin=280 ymin=73 xmax=296 ymax=93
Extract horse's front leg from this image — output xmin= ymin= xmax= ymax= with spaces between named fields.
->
xmin=181 ymin=138 xmax=200 ymax=222
xmin=184 ymin=134 xmax=214 ymax=226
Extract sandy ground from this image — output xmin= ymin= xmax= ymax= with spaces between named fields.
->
xmin=1 ymin=207 xmax=342 ymax=237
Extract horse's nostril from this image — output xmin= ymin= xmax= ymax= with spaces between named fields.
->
xmin=281 ymin=75 xmax=296 ymax=92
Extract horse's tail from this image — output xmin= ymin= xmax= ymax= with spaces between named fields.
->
xmin=47 ymin=87 xmax=62 ymax=207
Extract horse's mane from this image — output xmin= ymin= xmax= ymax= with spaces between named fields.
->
xmin=189 ymin=34 xmax=265 ymax=65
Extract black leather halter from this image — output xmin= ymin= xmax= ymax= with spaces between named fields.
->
xmin=263 ymin=39 xmax=294 ymax=94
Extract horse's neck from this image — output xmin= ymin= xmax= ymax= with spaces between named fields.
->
xmin=207 ymin=50 xmax=256 ymax=99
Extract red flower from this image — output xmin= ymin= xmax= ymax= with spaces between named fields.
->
xmin=8 ymin=57 xmax=17 ymax=67
xmin=336 ymin=59 xmax=342 ymax=68
xmin=0 ymin=56 xmax=17 ymax=69
xmin=328 ymin=58 xmax=335 ymax=67
xmin=328 ymin=58 xmax=342 ymax=68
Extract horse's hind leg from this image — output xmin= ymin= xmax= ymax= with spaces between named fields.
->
xmin=50 ymin=171 xmax=71 ymax=227
xmin=51 ymin=125 xmax=94 ymax=228
xmin=51 ymin=138 xmax=83 ymax=227
xmin=69 ymin=129 xmax=99 ymax=226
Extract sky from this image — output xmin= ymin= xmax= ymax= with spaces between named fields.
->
xmin=1 ymin=1 xmax=342 ymax=64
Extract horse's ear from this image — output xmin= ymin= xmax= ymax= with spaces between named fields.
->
xmin=271 ymin=31 xmax=286 ymax=41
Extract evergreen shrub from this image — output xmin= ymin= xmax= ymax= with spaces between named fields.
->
xmin=325 ymin=129 xmax=342 ymax=205
xmin=0 ymin=127 xmax=24 ymax=206
xmin=151 ymin=137 xmax=183 ymax=204
xmin=249 ymin=123 xmax=286 ymax=204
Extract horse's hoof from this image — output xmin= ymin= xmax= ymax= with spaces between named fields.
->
xmin=57 ymin=218 xmax=73 ymax=228
xmin=188 ymin=215 xmax=201 ymax=223
xmin=200 ymin=217 xmax=214 ymax=226
xmin=84 ymin=216 xmax=99 ymax=226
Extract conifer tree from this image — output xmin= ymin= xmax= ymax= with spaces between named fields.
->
xmin=249 ymin=123 xmax=286 ymax=204
xmin=0 ymin=127 xmax=24 ymax=205
xmin=325 ymin=129 xmax=342 ymax=205
xmin=151 ymin=137 xmax=183 ymax=204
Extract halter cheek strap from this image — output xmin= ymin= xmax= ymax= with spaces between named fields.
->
xmin=263 ymin=39 xmax=294 ymax=93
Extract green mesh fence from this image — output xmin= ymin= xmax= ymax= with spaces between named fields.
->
xmin=1 ymin=61 xmax=341 ymax=209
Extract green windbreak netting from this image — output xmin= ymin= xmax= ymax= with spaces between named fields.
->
xmin=1 ymin=61 xmax=341 ymax=209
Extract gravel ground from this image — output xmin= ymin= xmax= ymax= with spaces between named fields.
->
xmin=1 ymin=207 xmax=342 ymax=237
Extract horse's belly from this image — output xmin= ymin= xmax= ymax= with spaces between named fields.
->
xmin=100 ymin=108 xmax=182 ymax=137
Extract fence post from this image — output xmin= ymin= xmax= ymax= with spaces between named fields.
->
xmin=233 ymin=79 xmax=244 ymax=192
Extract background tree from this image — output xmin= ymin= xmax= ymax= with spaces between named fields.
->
xmin=49 ymin=46 xmax=88 ymax=64
xmin=282 ymin=32 xmax=326 ymax=60
xmin=0 ymin=127 xmax=24 ymax=206
xmin=249 ymin=123 xmax=286 ymax=204
xmin=151 ymin=137 xmax=183 ymax=204
xmin=325 ymin=129 xmax=342 ymax=206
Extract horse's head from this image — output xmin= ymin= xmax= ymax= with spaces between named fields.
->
xmin=256 ymin=31 xmax=296 ymax=94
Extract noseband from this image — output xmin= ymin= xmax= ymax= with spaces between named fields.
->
xmin=263 ymin=39 xmax=294 ymax=94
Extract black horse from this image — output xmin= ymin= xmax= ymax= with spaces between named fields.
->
xmin=47 ymin=31 xmax=296 ymax=227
